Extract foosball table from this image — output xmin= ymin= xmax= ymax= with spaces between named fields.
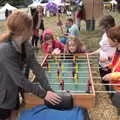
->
xmin=24 ymin=53 xmax=95 ymax=109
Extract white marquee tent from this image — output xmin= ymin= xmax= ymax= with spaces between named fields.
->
xmin=49 ymin=0 xmax=69 ymax=6
xmin=110 ymin=0 xmax=117 ymax=5
xmin=0 ymin=3 xmax=17 ymax=20
xmin=28 ymin=2 xmax=48 ymax=15
xmin=28 ymin=0 xmax=69 ymax=8
xmin=28 ymin=2 xmax=47 ymax=8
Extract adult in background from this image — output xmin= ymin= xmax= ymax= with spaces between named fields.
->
xmin=83 ymin=0 xmax=103 ymax=31
xmin=116 ymin=0 xmax=120 ymax=13
xmin=5 ymin=9 xmax=9 ymax=19
xmin=75 ymin=1 xmax=85 ymax=31
xmin=32 ymin=6 xmax=45 ymax=49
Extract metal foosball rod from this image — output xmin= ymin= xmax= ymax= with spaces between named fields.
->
xmin=94 ymin=83 xmax=120 ymax=86
xmin=46 ymin=58 xmax=88 ymax=62
xmin=47 ymin=63 xmax=50 ymax=72
xmin=51 ymin=83 xmax=89 ymax=85
xmin=95 ymin=91 xmax=118 ymax=93
xmin=48 ymin=76 xmax=101 ymax=79
xmin=54 ymin=90 xmax=92 ymax=94
xmin=44 ymin=62 xmax=88 ymax=65
xmin=43 ymin=66 xmax=100 ymax=69
xmin=43 ymin=66 xmax=85 ymax=69
xmin=47 ymin=71 xmax=90 ymax=73
xmin=73 ymin=73 xmax=79 ymax=83
xmin=94 ymin=83 xmax=120 ymax=93
xmin=44 ymin=69 xmax=100 ymax=75
xmin=50 ymin=82 xmax=117 ymax=86
xmin=44 ymin=68 xmax=100 ymax=75
xmin=37 ymin=55 xmax=99 ymax=61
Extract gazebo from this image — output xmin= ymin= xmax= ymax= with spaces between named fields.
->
xmin=0 ymin=3 xmax=17 ymax=20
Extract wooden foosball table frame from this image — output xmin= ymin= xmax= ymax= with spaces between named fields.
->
xmin=24 ymin=53 xmax=95 ymax=109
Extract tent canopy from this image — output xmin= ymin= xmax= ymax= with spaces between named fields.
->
xmin=0 ymin=3 xmax=17 ymax=20
xmin=28 ymin=0 xmax=69 ymax=8
xmin=28 ymin=3 xmax=47 ymax=8
xmin=0 ymin=3 xmax=17 ymax=12
xmin=50 ymin=0 xmax=69 ymax=6
xmin=110 ymin=0 xmax=117 ymax=5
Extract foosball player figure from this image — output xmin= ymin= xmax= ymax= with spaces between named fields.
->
xmin=72 ymin=68 xmax=75 ymax=81
xmin=60 ymin=80 xmax=64 ymax=90
xmin=61 ymin=64 xmax=64 ymax=72
xmin=55 ymin=55 xmax=58 ymax=64
xmin=72 ymin=58 xmax=76 ymax=81
xmin=74 ymin=73 xmax=78 ymax=83
xmin=59 ymin=61 xmax=62 ymax=71
xmin=87 ymin=80 xmax=91 ymax=93
xmin=57 ymin=68 xmax=60 ymax=80
xmin=75 ymin=63 xmax=79 ymax=73
xmin=46 ymin=61 xmax=50 ymax=72
xmin=58 ymin=74 xmax=62 ymax=81
xmin=72 ymin=55 xmax=76 ymax=65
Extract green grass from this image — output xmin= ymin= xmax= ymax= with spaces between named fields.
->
xmin=0 ymin=10 xmax=120 ymax=52
xmin=1 ymin=10 xmax=120 ymax=119
xmin=0 ymin=21 xmax=6 ymax=33
xmin=44 ymin=11 xmax=120 ymax=52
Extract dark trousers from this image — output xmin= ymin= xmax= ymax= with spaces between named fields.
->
xmin=0 ymin=109 xmax=11 ymax=119
xmin=0 ymin=95 xmax=19 ymax=120
xmin=86 ymin=19 xmax=95 ymax=31
xmin=31 ymin=36 xmax=39 ymax=47
xmin=99 ymin=65 xmax=112 ymax=91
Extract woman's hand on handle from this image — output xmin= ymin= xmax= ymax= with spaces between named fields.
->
xmin=44 ymin=91 xmax=61 ymax=105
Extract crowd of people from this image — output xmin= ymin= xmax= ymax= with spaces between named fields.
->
xmin=0 ymin=2 xmax=120 ymax=120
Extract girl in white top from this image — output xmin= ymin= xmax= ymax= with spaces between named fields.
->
xmin=89 ymin=15 xmax=116 ymax=78
xmin=99 ymin=32 xmax=116 ymax=68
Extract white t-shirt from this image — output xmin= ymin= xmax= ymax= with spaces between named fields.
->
xmin=99 ymin=33 xmax=116 ymax=68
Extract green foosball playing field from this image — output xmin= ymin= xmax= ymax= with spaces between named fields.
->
xmin=24 ymin=54 xmax=95 ymax=109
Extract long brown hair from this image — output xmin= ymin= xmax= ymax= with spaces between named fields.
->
xmin=65 ymin=37 xmax=86 ymax=53
xmin=33 ymin=6 xmax=43 ymax=29
xmin=0 ymin=10 xmax=33 ymax=43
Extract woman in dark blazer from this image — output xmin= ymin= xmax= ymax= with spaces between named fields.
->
xmin=0 ymin=10 xmax=61 ymax=120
